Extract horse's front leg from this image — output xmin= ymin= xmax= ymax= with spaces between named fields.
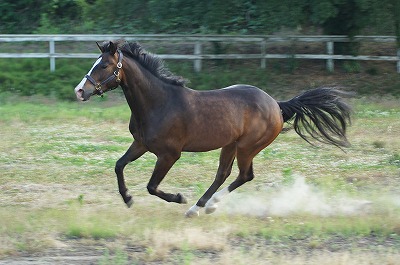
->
xmin=147 ymin=152 xmax=187 ymax=204
xmin=115 ymin=141 xmax=147 ymax=207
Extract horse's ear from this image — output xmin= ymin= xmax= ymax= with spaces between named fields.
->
xmin=96 ymin=42 xmax=104 ymax=53
xmin=109 ymin=41 xmax=117 ymax=55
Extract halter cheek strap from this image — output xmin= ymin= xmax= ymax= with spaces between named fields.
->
xmin=86 ymin=50 xmax=123 ymax=96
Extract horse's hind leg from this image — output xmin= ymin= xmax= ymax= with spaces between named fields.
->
xmin=115 ymin=141 xmax=147 ymax=207
xmin=204 ymin=148 xmax=255 ymax=214
xmin=205 ymin=122 xmax=282 ymax=215
xmin=186 ymin=142 xmax=236 ymax=217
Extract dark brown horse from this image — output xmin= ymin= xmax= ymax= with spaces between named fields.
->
xmin=74 ymin=40 xmax=351 ymax=217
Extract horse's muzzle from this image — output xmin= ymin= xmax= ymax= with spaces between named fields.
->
xmin=75 ymin=88 xmax=86 ymax=101
xmin=75 ymin=87 xmax=95 ymax=101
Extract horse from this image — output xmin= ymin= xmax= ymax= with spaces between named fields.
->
xmin=74 ymin=40 xmax=351 ymax=217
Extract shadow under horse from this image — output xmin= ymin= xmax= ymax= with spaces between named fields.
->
xmin=74 ymin=40 xmax=351 ymax=217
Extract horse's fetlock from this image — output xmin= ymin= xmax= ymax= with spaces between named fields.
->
xmin=147 ymin=185 xmax=157 ymax=195
xmin=247 ymin=174 xmax=255 ymax=182
xmin=126 ymin=197 xmax=134 ymax=208
xmin=119 ymin=187 xmax=128 ymax=196
xmin=177 ymin=193 xmax=188 ymax=204
xmin=197 ymin=198 xmax=208 ymax=208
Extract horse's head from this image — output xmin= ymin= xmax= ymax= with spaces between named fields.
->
xmin=74 ymin=41 xmax=123 ymax=101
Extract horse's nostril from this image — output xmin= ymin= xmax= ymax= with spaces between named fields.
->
xmin=75 ymin=88 xmax=85 ymax=100
xmin=77 ymin=89 xmax=84 ymax=97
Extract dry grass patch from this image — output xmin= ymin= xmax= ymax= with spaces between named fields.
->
xmin=214 ymin=249 xmax=400 ymax=265
xmin=142 ymin=227 xmax=228 ymax=261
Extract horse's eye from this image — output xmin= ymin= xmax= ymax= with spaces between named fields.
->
xmin=101 ymin=63 xmax=109 ymax=69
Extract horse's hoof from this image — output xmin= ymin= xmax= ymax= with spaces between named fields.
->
xmin=126 ymin=198 xmax=134 ymax=208
xmin=205 ymin=204 xmax=218 ymax=214
xmin=185 ymin=205 xmax=201 ymax=218
xmin=185 ymin=209 xmax=200 ymax=218
xmin=185 ymin=210 xmax=199 ymax=218
xmin=177 ymin=193 xmax=188 ymax=204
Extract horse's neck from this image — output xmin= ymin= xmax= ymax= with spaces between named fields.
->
xmin=121 ymin=59 xmax=170 ymax=118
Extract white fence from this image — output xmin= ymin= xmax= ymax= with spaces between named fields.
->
xmin=0 ymin=34 xmax=399 ymax=73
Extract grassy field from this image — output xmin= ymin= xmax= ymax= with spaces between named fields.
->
xmin=0 ymin=94 xmax=399 ymax=264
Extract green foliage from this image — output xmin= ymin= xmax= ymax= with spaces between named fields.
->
xmin=1 ymin=55 xmax=399 ymax=100
xmin=0 ymin=57 xmax=273 ymax=100
xmin=342 ymin=61 xmax=362 ymax=73
xmin=34 ymin=13 xmax=63 ymax=34
xmin=0 ymin=0 xmax=85 ymax=34
xmin=1 ymin=0 xmax=399 ymax=73
xmin=0 ymin=58 xmax=93 ymax=100
xmin=393 ymin=0 xmax=400 ymax=48
xmin=311 ymin=0 xmax=379 ymax=54
xmin=0 ymin=0 xmax=43 ymax=33
xmin=65 ymin=220 xmax=117 ymax=240
xmin=308 ymin=0 xmax=337 ymax=25
xmin=1 ymin=0 xmax=397 ymax=36
xmin=320 ymin=0 xmax=377 ymax=36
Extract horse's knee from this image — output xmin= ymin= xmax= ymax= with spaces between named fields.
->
xmin=115 ymin=160 xmax=125 ymax=174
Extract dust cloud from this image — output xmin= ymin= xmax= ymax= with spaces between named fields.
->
xmin=219 ymin=177 xmax=372 ymax=217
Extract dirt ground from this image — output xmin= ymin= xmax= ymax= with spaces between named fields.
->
xmin=1 ymin=235 xmax=399 ymax=265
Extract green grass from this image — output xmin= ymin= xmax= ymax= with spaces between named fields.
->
xmin=0 ymin=95 xmax=399 ymax=263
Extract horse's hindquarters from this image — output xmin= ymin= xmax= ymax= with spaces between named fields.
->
xmin=182 ymin=87 xmax=283 ymax=152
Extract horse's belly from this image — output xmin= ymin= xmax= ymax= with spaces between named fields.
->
xmin=182 ymin=126 xmax=239 ymax=152
xmin=182 ymin=140 xmax=232 ymax=152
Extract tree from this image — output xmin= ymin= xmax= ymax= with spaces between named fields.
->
xmin=1 ymin=0 xmax=398 ymax=39
xmin=305 ymin=0 xmax=378 ymax=55
xmin=393 ymin=0 xmax=400 ymax=48
xmin=0 ymin=0 xmax=43 ymax=33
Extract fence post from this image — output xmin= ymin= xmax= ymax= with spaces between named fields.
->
xmin=326 ymin=41 xmax=334 ymax=72
xmin=49 ymin=40 xmax=55 ymax=72
xmin=194 ymin=42 xmax=202 ymax=72
xmin=260 ymin=39 xmax=266 ymax=69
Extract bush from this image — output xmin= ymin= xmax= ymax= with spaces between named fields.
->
xmin=1 ymin=56 xmax=399 ymax=101
xmin=0 ymin=59 xmax=92 ymax=101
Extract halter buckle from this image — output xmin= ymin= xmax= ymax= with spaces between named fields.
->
xmin=95 ymin=83 xmax=104 ymax=95
xmin=114 ymin=71 xmax=121 ymax=83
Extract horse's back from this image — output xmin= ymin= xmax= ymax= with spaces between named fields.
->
xmin=197 ymin=84 xmax=281 ymax=120
xmin=190 ymin=84 xmax=276 ymax=108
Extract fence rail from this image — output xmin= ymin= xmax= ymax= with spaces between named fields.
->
xmin=0 ymin=34 xmax=399 ymax=73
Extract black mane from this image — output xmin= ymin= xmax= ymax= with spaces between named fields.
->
xmin=101 ymin=40 xmax=188 ymax=87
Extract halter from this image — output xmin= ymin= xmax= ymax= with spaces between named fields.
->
xmin=85 ymin=50 xmax=123 ymax=96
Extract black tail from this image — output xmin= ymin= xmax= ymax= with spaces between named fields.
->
xmin=278 ymin=87 xmax=352 ymax=148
